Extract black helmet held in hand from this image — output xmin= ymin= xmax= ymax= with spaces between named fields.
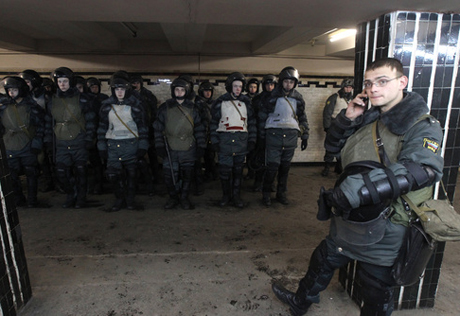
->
xmin=334 ymin=161 xmax=391 ymax=222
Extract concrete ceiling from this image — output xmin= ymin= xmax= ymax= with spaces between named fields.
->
xmin=0 ymin=0 xmax=459 ymax=59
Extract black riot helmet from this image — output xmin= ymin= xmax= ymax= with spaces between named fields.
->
xmin=42 ymin=78 xmax=56 ymax=94
xmin=278 ymin=66 xmax=299 ymax=88
xmin=130 ymin=74 xmax=143 ymax=88
xmin=341 ymin=78 xmax=354 ymax=89
xmin=246 ymin=78 xmax=260 ymax=94
xmin=334 ymin=161 xmax=391 ymax=222
xmin=110 ymin=71 xmax=131 ymax=98
xmin=51 ymin=67 xmax=75 ymax=87
xmin=261 ymin=74 xmax=277 ymax=92
xmin=86 ymin=77 xmax=101 ymax=88
xmin=225 ymin=72 xmax=246 ymax=93
xmin=171 ymin=77 xmax=191 ymax=100
xmin=198 ymin=80 xmax=214 ymax=99
xmin=2 ymin=76 xmax=30 ymax=100
xmin=19 ymin=69 xmax=43 ymax=91
xmin=75 ymin=75 xmax=87 ymax=93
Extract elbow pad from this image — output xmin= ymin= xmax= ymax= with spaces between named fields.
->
xmin=359 ymin=163 xmax=436 ymax=206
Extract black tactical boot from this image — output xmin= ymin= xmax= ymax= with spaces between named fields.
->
xmin=218 ymin=167 xmax=232 ymax=207
xmin=25 ymin=166 xmax=39 ymax=208
xmin=276 ymin=163 xmax=290 ymax=205
xmin=163 ymin=168 xmax=179 ymax=209
xmin=126 ymin=166 xmax=137 ymax=210
xmin=232 ymin=166 xmax=245 ymax=208
xmin=62 ymin=193 xmax=76 ymax=208
xmin=164 ymin=195 xmax=179 ymax=209
xmin=272 ymin=283 xmax=313 ymax=316
xmin=180 ymin=168 xmax=194 ymax=210
xmin=262 ymin=192 xmax=271 ymax=206
xmin=74 ymin=165 xmax=88 ymax=209
xmin=321 ymin=163 xmax=331 ymax=177
xmin=262 ymin=165 xmax=277 ymax=207
xmin=110 ymin=197 xmax=125 ymax=212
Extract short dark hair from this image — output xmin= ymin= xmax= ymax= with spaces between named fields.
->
xmin=367 ymin=58 xmax=404 ymax=76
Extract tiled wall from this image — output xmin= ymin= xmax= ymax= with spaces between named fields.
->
xmin=340 ymin=11 xmax=460 ymax=310
xmin=0 ymin=140 xmax=32 ymax=315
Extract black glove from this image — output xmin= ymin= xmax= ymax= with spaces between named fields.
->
xmin=136 ymin=148 xmax=147 ymax=158
xmin=301 ymin=139 xmax=308 ymax=151
xmin=247 ymin=141 xmax=256 ymax=152
xmin=85 ymin=141 xmax=94 ymax=150
xmin=212 ymin=143 xmax=220 ymax=153
xmin=324 ymin=187 xmax=353 ymax=220
xmin=157 ymin=147 xmax=167 ymax=159
xmin=99 ymin=150 xmax=108 ymax=160
xmin=196 ymin=147 xmax=205 ymax=158
xmin=31 ymin=147 xmax=41 ymax=155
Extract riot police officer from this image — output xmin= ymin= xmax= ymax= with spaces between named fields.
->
xmin=154 ymin=77 xmax=206 ymax=210
xmin=98 ymin=71 xmax=149 ymax=212
xmin=210 ymin=72 xmax=257 ymax=208
xmin=258 ymin=67 xmax=309 ymax=206
xmin=272 ymin=58 xmax=444 ymax=316
xmin=1 ymin=76 xmax=45 ymax=207
xmin=44 ymin=67 xmax=97 ymax=209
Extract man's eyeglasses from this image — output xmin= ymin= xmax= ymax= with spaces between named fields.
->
xmin=363 ymin=76 xmax=401 ymax=89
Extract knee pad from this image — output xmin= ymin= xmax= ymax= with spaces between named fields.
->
xmin=106 ymin=168 xmax=122 ymax=182
xmin=56 ymin=166 xmax=68 ymax=179
xmin=125 ymin=165 xmax=137 ymax=179
xmin=267 ymin=162 xmax=279 ymax=172
xmin=75 ymin=164 xmax=86 ymax=177
xmin=219 ymin=165 xmax=232 ymax=180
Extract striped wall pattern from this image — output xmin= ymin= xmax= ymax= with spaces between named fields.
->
xmin=0 ymin=140 xmax=32 ymax=315
xmin=340 ymin=11 xmax=460 ymax=310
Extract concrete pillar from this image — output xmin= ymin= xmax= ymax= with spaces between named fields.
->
xmin=339 ymin=11 xmax=460 ymax=310
xmin=0 ymin=138 xmax=32 ymax=314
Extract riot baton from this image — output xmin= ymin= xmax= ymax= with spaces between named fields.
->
xmin=163 ymin=135 xmax=177 ymax=188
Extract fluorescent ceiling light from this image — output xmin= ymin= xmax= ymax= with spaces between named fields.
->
xmin=329 ymin=29 xmax=357 ymax=42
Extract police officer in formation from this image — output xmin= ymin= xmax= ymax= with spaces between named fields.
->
xmin=0 ymin=76 xmax=45 ymax=207
xmin=210 ymin=72 xmax=257 ymax=208
xmin=2 ymin=67 xmax=315 ymax=212
xmin=44 ymin=67 xmax=97 ymax=209
xmin=195 ymin=80 xmax=218 ymax=182
xmin=258 ymin=66 xmax=309 ymax=206
xmin=321 ymin=78 xmax=354 ymax=177
xmin=97 ymin=71 xmax=149 ymax=212
xmin=250 ymin=74 xmax=277 ymax=192
xmin=272 ymin=58 xmax=444 ymax=316
xmin=154 ymin=77 xmax=206 ymax=210
xmin=20 ymin=69 xmax=55 ymax=193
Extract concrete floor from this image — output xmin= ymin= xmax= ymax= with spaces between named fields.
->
xmin=17 ymin=166 xmax=460 ymax=316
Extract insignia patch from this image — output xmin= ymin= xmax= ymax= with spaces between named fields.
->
xmin=423 ymin=138 xmax=439 ymax=153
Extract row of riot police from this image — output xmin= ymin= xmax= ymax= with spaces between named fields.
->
xmin=0 ymin=66 xmax=310 ymax=211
